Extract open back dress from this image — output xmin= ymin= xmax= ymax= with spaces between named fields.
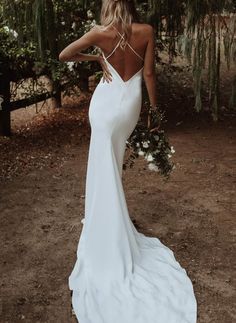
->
xmin=68 ymin=26 xmax=197 ymax=323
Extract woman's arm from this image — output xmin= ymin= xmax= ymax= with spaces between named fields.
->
xmin=58 ymin=26 xmax=112 ymax=82
xmin=59 ymin=26 xmax=99 ymax=62
xmin=60 ymin=52 xmax=100 ymax=63
xmin=143 ymin=25 xmax=157 ymax=108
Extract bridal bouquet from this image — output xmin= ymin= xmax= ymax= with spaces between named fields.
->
xmin=124 ymin=103 xmax=175 ymax=178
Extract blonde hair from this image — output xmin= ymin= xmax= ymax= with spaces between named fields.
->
xmin=99 ymin=0 xmax=140 ymax=49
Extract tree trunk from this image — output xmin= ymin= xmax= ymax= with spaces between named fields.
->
xmin=0 ymin=57 xmax=11 ymax=136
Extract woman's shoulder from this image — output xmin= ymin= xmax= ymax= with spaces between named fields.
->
xmin=132 ymin=23 xmax=154 ymax=39
xmin=91 ymin=24 xmax=107 ymax=32
xmin=133 ymin=22 xmax=154 ymax=32
xmin=89 ymin=23 xmax=154 ymax=39
xmin=93 ymin=22 xmax=153 ymax=30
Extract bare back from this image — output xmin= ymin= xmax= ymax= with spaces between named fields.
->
xmin=95 ymin=23 xmax=151 ymax=82
xmin=59 ymin=22 xmax=156 ymax=103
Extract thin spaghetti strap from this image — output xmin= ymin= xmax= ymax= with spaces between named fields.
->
xmin=127 ymin=43 xmax=144 ymax=61
xmin=105 ymin=36 xmax=124 ymax=60
xmin=112 ymin=25 xmax=144 ymax=62
xmin=112 ymin=26 xmax=124 ymax=39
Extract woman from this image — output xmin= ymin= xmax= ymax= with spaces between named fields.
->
xmin=59 ymin=0 xmax=197 ymax=322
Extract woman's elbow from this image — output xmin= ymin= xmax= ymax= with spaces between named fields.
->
xmin=58 ymin=52 xmax=68 ymax=62
xmin=143 ymin=69 xmax=156 ymax=79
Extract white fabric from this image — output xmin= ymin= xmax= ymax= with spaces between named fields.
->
xmin=69 ymin=61 xmax=197 ymax=323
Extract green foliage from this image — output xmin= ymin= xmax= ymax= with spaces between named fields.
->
xmin=178 ymin=3 xmax=236 ymax=117
xmin=0 ymin=0 xmax=98 ymax=98
xmin=0 ymin=25 xmax=36 ymax=76
xmin=1 ymin=0 xmax=236 ymax=117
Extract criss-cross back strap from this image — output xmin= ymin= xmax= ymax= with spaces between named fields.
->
xmin=102 ymin=34 xmax=125 ymax=60
xmin=112 ymin=26 xmax=144 ymax=62
xmin=102 ymin=26 xmax=144 ymax=62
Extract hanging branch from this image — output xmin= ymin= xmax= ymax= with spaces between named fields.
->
xmin=212 ymin=13 xmax=221 ymax=121
xmin=192 ymin=16 xmax=206 ymax=112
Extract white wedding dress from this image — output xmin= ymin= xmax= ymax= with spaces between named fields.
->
xmin=69 ymin=30 xmax=197 ymax=323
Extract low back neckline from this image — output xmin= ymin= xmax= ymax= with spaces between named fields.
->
xmin=104 ymin=58 xmax=144 ymax=84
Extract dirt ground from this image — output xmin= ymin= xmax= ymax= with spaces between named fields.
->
xmin=1 ymin=59 xmax=236 ymax=322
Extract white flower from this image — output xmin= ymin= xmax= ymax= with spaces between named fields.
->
xmin=13 ymin=30 xmax=18 ymax=38
xmin=168 ymin=154 xmax=172 ymax=158
xmin=87 ymin=10 xmax=93 ymax=18
xmin=154 ymin=135 xmax=159 ymax=141
xmin=142 ymin=141 xmax=149 ymax=148
xmin=138 ymin=149 xmax=145 ymax=156
xmin=3 ymin=26 xmax=18 ymax=38
xmin=61 ymin=21 xmax=65 ymax=25
xmin=170 ymin=146 xmax=175 ymax=154
xmin=136 ymin=142 xmax=140 ymax=147
xmin=90 ymin=19 xmax=97 ymax=27
xmin=148 ymin=163 xmax=159 ymax=172
xmin=66 ymin=62 xmax=75 ymax=71
xmin=146 ymin=153 xmax=154 ymax=162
